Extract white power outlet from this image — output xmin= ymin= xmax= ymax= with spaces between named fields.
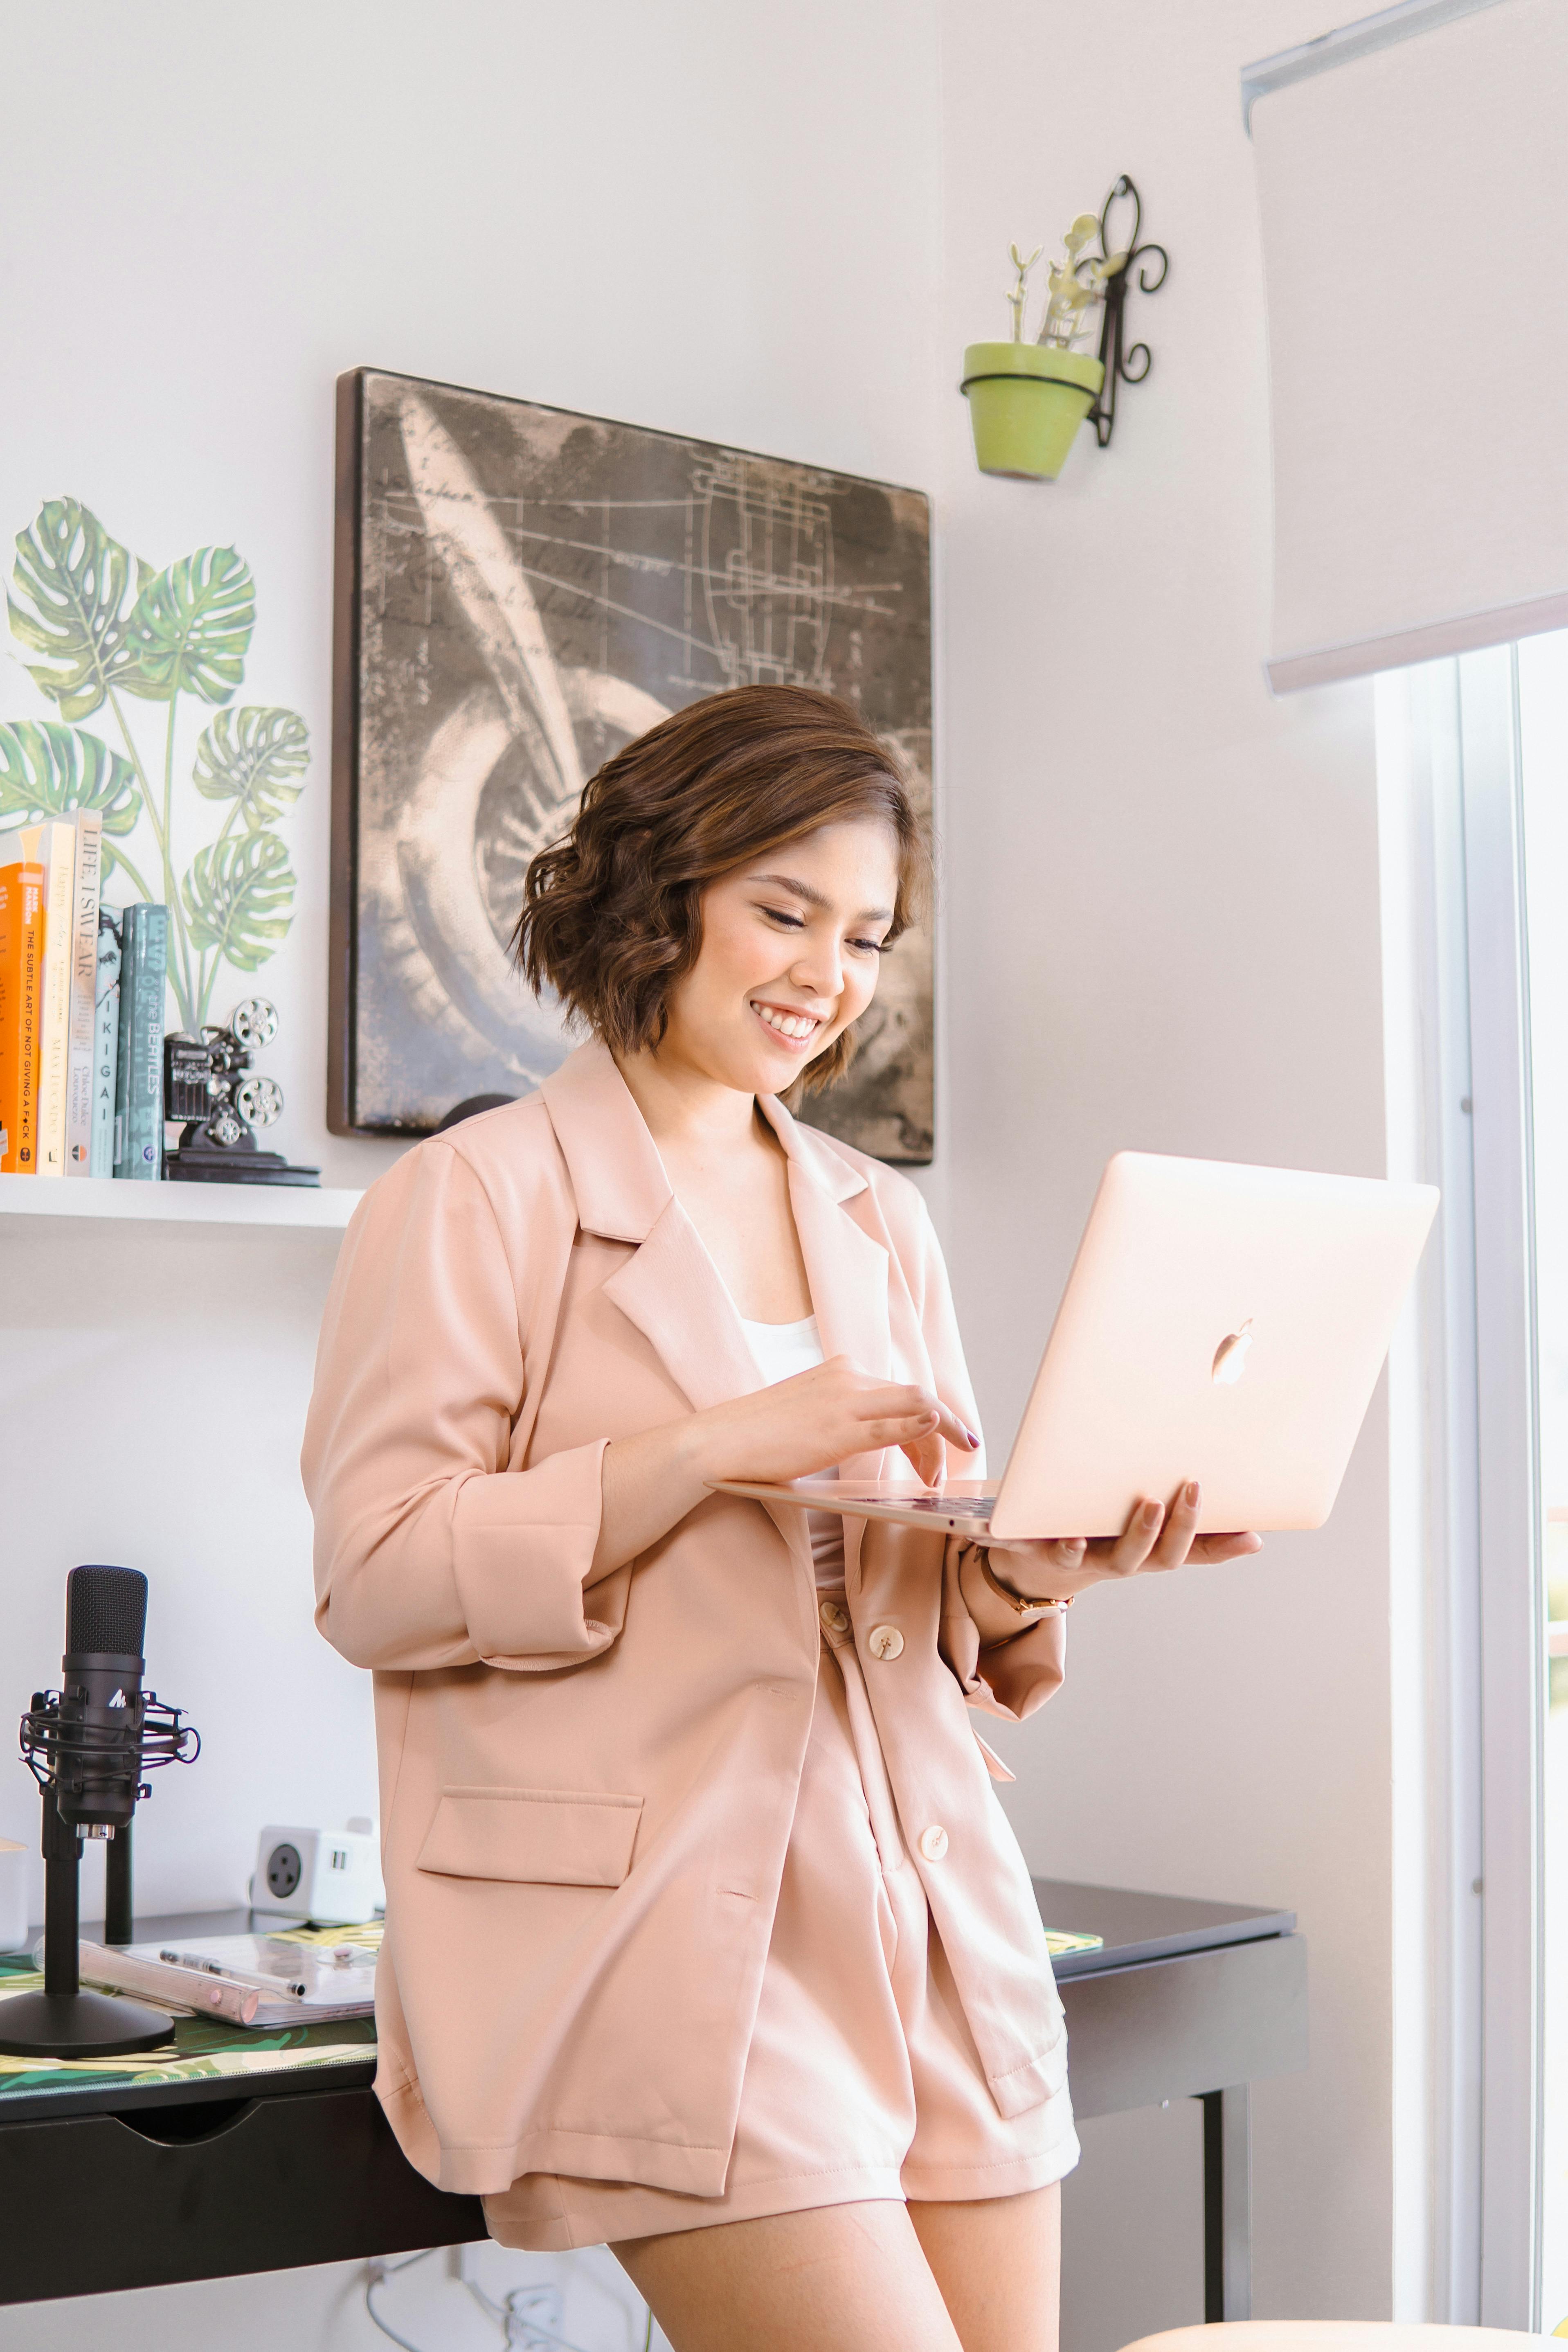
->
xmin=249 ymin=1821 xmax=382 ymax=1925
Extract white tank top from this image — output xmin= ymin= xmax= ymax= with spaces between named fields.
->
xmin=737 ymin=1313 xmax=846 ymax=1591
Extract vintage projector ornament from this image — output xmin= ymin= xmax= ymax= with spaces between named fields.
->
xmin=162 ymin=999 xmax=320 ymax=1187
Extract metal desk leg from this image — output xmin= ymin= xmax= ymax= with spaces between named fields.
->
xmin=1201 ymin=2086 xmax=1252 ymax=2321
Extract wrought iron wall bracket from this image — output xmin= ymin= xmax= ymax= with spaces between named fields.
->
xmin=1084 ymin=176 xmax=1168 ymax=451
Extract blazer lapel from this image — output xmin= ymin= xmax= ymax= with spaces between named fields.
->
xmin=780 ymin=1152 xmax=891 ymax=1399
xmin=758 ymin=1094 xmax=891 ymax=1400
xmin=540 ymin=1040 xmax=760 ymax=1414
xmin=600 ymin=1201 xmax=762 ymax=1415
xmin=603 ymin=1205 xmax=818 ymax=1576
xmin=540 ymin=1044 xmax=811 ymax=1573
xmin=540 ymin=1048 xmax=905 ymax=1585
xmin=759 ymin=1098 xmax=902 ymax=1599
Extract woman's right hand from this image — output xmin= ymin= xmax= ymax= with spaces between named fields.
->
xmin=687 ymin=1354 xmax=978 ymax=1490
xmin=592 ymin=1356 xmax=977 ymax=1581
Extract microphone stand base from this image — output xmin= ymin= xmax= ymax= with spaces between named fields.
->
xmin=0 ymin=1988 xmax=173 ymax=2058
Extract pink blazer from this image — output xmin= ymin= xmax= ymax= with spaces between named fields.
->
xmin=302 ymin=1041 xmax=1070 ymax=2199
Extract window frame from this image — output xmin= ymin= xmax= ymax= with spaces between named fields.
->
xmin=1377 ymin=644 xmax=1544 ymax=2326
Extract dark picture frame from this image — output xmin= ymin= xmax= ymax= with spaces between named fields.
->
xmin=329 ymin=369 xmax=934 ymax=1160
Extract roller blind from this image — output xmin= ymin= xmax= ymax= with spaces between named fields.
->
xmin=1251 ymin=0 xmax=1568 ymax=692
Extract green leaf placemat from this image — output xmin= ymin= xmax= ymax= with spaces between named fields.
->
xmin=0 ymin=1958 xmax=376 ymax=2102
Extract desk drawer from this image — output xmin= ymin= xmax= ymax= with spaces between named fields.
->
xmin=0 ymin=2085 xmax=485 ymax=2305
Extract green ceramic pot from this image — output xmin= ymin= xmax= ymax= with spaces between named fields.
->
xmin=959 ymin=343 xmax=1105 ymax=481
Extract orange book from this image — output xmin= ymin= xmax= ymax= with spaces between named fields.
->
xmin=0 ymin=858 xmax=45 ymax=1173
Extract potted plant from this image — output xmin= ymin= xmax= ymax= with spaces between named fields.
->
xmin=961 ymin=218 xmax=1118 ymax=481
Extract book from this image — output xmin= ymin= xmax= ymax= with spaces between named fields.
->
xmin=1042 ymin=1928 xmax=1104 ymax=1957
xmin=11 ymin=821 xmax=77 ymax=1174
xmin=90 ymin=909 xmax=121 ymax=1179
xmin=65 ymin=813 xmax=102 ymax=1174
xmin=112 ymin=902 xmax=168 ymax=1181
xmin=0 ymin=858 xmax=45 ymax=1173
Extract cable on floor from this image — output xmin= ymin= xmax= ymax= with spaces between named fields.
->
xmin=365 ymin=2250 xmax=441 ymax=2352
xmin=364 ymin=2246 xmax=655 ymax=2352
xmin=463 ymin=2274 xmax=589 ymax=2349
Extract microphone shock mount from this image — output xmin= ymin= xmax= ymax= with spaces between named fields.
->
xmin=0 ymin=1573 xmax=200 ymax=2059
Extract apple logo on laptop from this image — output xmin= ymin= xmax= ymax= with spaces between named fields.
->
xmin=1211 ymin=1320 xmax=1253 ymax=1386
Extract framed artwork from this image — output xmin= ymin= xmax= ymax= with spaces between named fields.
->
xmin=330 ymin=369 xmax=934 ymax=1160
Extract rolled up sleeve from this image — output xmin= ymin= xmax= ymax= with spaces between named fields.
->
xmin=301 ymin=1140 xmax=620 ymax=1674
xmin=448 ymin=1440 xmax=615 ymax=1669
xmin=901 ymin=1193 xmax=1070 ymax=1722
xmin=939 ymin=1541 xmax=1068 ymax=1722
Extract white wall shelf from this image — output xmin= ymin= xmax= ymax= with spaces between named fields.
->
xmin=0 ymin=1175 xmax=362 ymax=1230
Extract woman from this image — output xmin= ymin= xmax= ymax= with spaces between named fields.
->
xmin=302 ymin=685 xmax=1260 ymax=2352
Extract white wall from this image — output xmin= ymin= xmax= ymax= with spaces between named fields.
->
xmin=0 ymin=0 xmax=943 ymax=1910
xmin=0 ymin=2 xmax=1399 ymax=2345
xmin=0 ymin=5 xmax=939 ymax=2346
xmin=936 ymin=0 xmax=1392 ymax=2327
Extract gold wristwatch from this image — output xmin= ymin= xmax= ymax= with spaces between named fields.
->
xmin=976 ymin=1549 xmax=1076 ymax=1616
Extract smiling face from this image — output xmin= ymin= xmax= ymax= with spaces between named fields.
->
xmin=656 ymin=818 xmax=901 ymax=1097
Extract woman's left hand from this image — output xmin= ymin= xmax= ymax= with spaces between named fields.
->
xmin=985 ymin=1480 xmax=1262 ymax=1604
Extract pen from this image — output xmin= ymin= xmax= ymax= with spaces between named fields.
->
xmin=159 ymin=1950 xmax=309 ymax=2000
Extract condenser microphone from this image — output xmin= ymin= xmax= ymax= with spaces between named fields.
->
xmin=56 ymin=1565 xmax=148 ymax=1839
xmin=0 ymin=1563 xmax=198 ymax=2059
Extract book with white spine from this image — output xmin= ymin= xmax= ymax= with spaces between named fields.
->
xmin=65 ymin=813 xmax=102 ymax=1175
xmin=90 ymin=908 xmax=120 ymax=1178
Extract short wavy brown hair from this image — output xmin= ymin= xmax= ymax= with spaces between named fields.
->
xmin=514 ymin=685 xmax=929 ymax=1092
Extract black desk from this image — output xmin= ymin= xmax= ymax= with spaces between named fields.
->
xmin=0 ymin=1908 xmax=475 ymax=2308
xmin=0 ymin=1889 xmax=1305 ymax=2310
xmin=1037 ymin=1877 xmax=1308 ymax=2323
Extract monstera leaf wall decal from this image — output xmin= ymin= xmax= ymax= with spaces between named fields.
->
xmin=0 ymin=497 xmax=307 ymax=1032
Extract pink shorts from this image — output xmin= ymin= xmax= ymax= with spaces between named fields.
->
xmin=483 ymin=1605 xmax=1079 ymax=2251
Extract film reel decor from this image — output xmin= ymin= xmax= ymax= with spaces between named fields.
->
xmin=162 ymin=999 xmax=320 ymax=1187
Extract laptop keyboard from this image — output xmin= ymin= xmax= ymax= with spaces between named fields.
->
xmin=839 ymin=1493 xmax=997 ymax=1516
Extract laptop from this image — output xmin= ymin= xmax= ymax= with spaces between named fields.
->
xmin=712 ymin=1151 xmax=1438 ymax=1541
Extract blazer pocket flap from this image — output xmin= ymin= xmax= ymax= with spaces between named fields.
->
xmin=416 ymin=1787 xmax=643 ymax=1886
